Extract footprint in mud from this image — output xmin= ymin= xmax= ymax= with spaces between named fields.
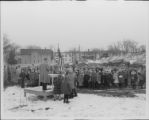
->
xmin=31 ymin=109 xmax=35 ymax=112
xmin=45 ymin=107 xmax=53 ymax=110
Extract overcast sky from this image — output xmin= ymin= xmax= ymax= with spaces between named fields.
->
xmin=1 ymin=1 xmax=149 ymax=51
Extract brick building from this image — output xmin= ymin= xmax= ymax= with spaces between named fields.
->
xmin=20 ymin=49 xmax=53 ymax=65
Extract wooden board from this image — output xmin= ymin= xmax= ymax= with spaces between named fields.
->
xmin=24 ymin=86 xmax=53 ymax=101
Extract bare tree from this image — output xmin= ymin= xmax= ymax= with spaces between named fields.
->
xmin=3 ymin=34 xmax=20 ymax=64
xmin=3 ymin=34 xmax=13 ymax=54
xmin=107 ymin=39 xmax=140 ymax=56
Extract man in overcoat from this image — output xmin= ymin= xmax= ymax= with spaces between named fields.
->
xmin=39 ymin=58 xmax=50 ymax=90
xmin=67 ymin=67 xmax=78 ymax=98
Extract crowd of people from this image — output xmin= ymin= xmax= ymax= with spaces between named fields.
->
xmin=4 ymin=58 xmax=146 ymax=104
xmin=4 ymin=65 xmax=40 ymax=88
xmin=75 ymin=66 xmax=146 ymax=90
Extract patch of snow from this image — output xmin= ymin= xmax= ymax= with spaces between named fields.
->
xmin=2 ymin=86 xmax=146 ymax=119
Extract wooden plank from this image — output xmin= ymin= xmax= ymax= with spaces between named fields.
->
xmin=24 ymin=86 xmax=54 ymax=101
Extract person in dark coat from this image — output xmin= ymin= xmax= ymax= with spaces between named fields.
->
xmin=96 ymin=69 xmax=102 ymax=89
xmin=34 ymin=70 xmax=39 ymax=86
xmin=61 ymin=72 xmax=71 ymax=103
xmin=53 ymin=74 xmax=63 ymax=101
xmin=29 ymin=69 xmax=36 ymax=87
xmin=25 ymin=69 xmax=31 ymax=87
xmin=102 ymin=71 xmax=108 ymax=89
xmin=138 ymin=72 xmax=144 ymax=89
xmin=118 ymin=70 xmax=125 ymax=89
xmin=100 ymin=68 xmax=104 ymax=89
xmin=90 ymin=69 xmax=97 ymax=89
xmin=72 ymin=70 xmax=78 ymax=97
xmin=123 ymin=69 xmax=128 ymax=88
xmin=19 ymin=69 xmax=26 ymax=88
xmin=130 ymin=69 xmax=138 ymax=89
xmin=83 ymin=68 xmax=90 ymax=88
xmin=7 ymin=66 xmax=11 ymax=82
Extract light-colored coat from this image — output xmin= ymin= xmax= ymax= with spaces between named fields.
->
xmin=39 ymin=63 xmax=50 ymax=83
xmin=113 ymin=72 xmax=119 ymax=83
xmin=68 ymin=72 xmax=76 ymax=89
xmin=96 ymin=72 xmax=101 ymax=84
xmin=78 ymin=73 xmax=84 ymax=86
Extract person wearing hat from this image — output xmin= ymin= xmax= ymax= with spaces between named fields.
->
xmin=39 ymin=58 xmax=50 ymax=90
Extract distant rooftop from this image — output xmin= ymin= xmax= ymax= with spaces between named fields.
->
xmin=21 ymin=49 xmax=53 ymax=55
